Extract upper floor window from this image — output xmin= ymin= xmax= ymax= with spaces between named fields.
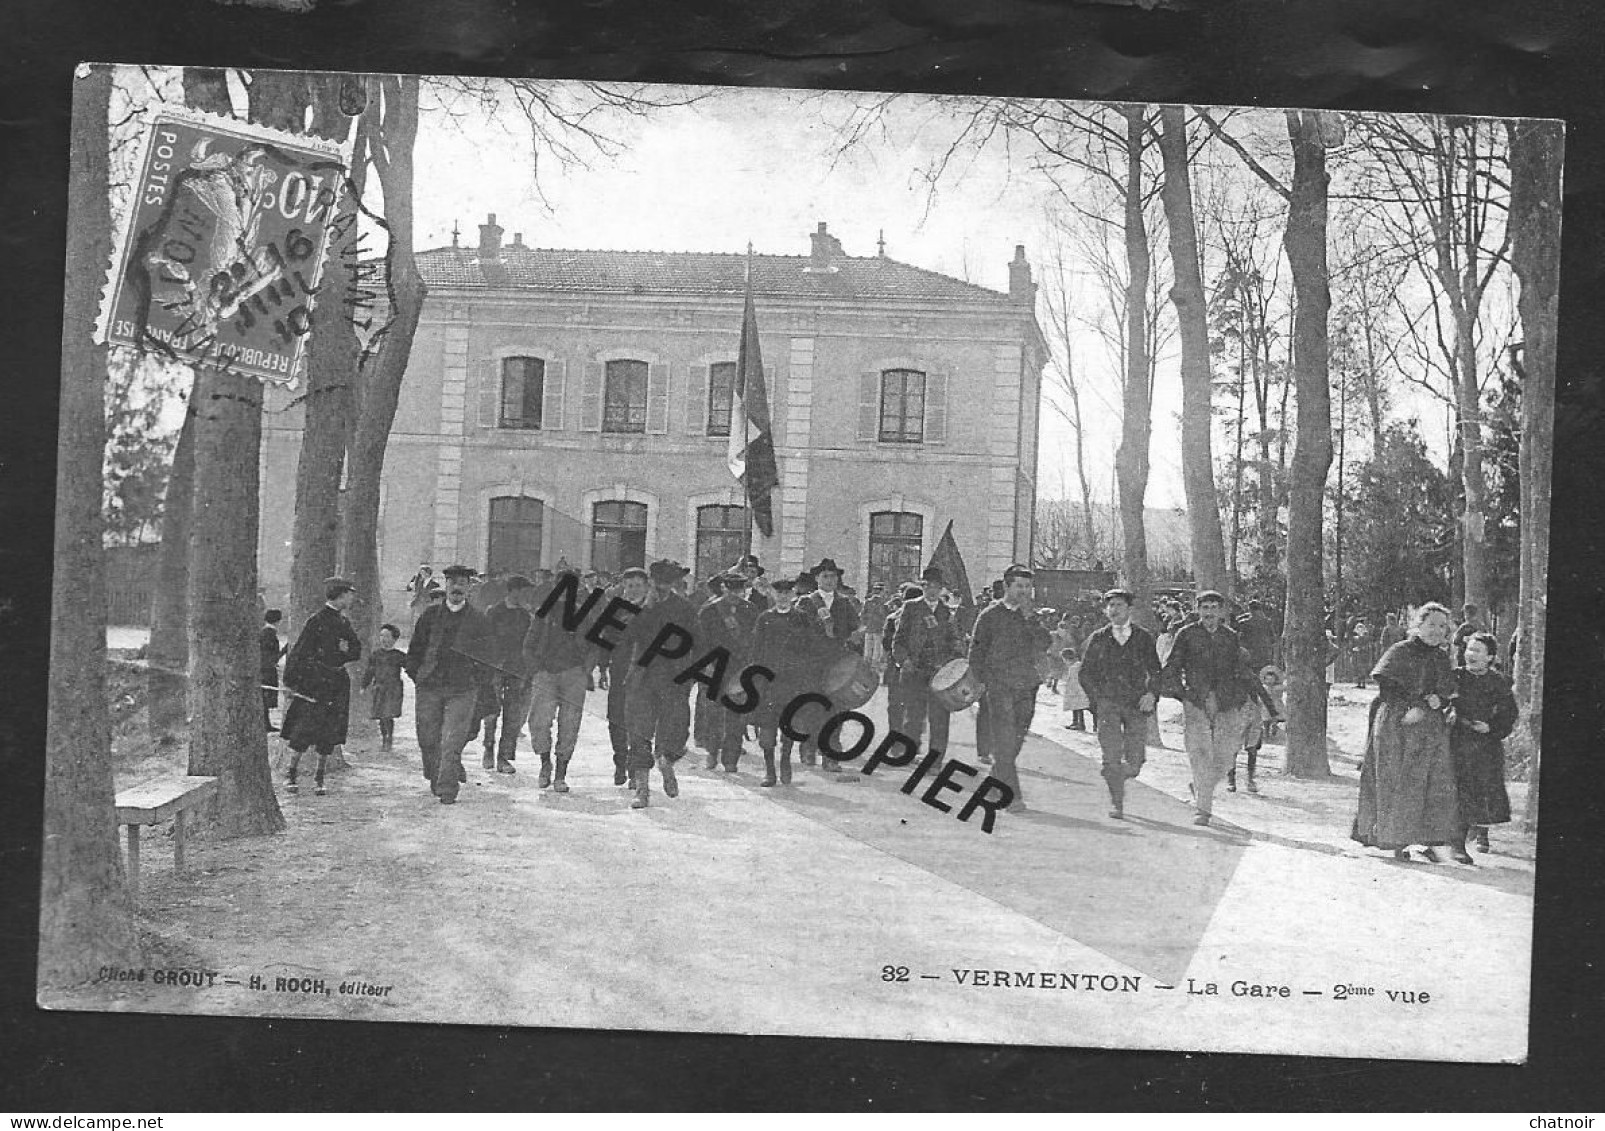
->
xmin=603 ymin=359 xmax=649 ymax=434
xmin=879 ymin=368 xmax=926 ymax=444
xmin=499 ymin=357 xmax=545 ymax=429
xmin=707 ymin=361 xmax=736 ymax=437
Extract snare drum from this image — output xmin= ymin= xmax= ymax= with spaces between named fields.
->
xmin=930 ymin=658 xmax=983 ymax=711
xmin=824 ymin=653 xmax=880 ymax=711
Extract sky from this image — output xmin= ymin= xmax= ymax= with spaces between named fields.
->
xmin=113 ymin=70 xmax=1480 ymax=512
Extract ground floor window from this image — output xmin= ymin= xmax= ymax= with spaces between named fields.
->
xmin=695 ymin=504 xmax=748 ymax=582
xmin=591 ymin=500 xmax=648 ymax=573
xmin=488 ymin=496 xmax=544 ymax=575
xmin=868 ymin=511 xmax=924 ymax=594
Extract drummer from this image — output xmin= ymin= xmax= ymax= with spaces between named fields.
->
xmin=698 ymin=570 xmax=759 ymax=772
xmin=751 ymin=577 xmax=822 ymax=785
xmin=892 ymin=565 xmax=964 ymax=758
xmin=798 ymin=556 xmax=863 ymax=774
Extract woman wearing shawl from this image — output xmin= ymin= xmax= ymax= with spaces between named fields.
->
xmin=1351 ymin=602 xmax=1462 ymax=863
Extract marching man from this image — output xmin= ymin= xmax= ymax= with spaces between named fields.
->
xmin=1077 ymin=587 xmax=1162 ymax=819
xmin=281 ymin=577 xmax=362 ymax=796
xmin=968 ymin=564 xmax=1051 ymax=812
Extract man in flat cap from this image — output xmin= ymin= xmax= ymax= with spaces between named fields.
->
xmin=281 ymin=577 xmax=363 ymax=796
xmin=479 ymin=574 xmax=535 ymax=774
xmin=691 ymin=574 xmax=726 ymax=760
xmin=750 ymin=575 xmax=823 ymax=785
xmin=405 ymin=564 xmax=492 ymax=805
xmin=618 ymin=559 xmax=697 ymax=808
xmin=893 ymin=565 xmax=964 ymax=759
xmin=968 ymin=564 xmax=1052 ymax=812
xmin=1078 ymin=587 xmax=1162 ymax=819
xmin=881 ymin=581 xmax=921 ymax=735
xmin=697 ymin=570 xmax=760 ymax=772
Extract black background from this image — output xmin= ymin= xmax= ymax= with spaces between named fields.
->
xmin=3 ymin=0 xmax=1603 ymax=1112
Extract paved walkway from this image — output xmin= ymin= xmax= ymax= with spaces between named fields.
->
xmin=75 ymin=678 xmax=1531 ymax=1062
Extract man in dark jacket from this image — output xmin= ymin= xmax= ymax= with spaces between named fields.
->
xmin=750 ymin=577 xmax=821 ymax=786
xmin=798 ymin=556 xmax=863 ymax=773
xmin=698 ymin=571 xmax=760 ymax=772
xmin=521 ymin=568 xmax=597 ymax=792
xmin=968 ymin=564 xmax=1052 ymax=812
xmin=620 ymin=559 xmax=697 ymax=809
xmin=480 ymin=574 xmax=534 ymax=774
xmin=881 ymin=582 xmax=919 ymax=736
xmin=893 ymin=565 xmax=964 ymax=758
xmin=1162 ymin=589 xmax=1260 ymax=826
xmin=405 ymin=564 xmax=492 ymax=805
xmin=1079 ymin=588 xmax=1162 ymax=819
xmin=607 ymin=568 xmax=650 ymax=787
xmin=281 ymin=579 xmax=362 ymax=795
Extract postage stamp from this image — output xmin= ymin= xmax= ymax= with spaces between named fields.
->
xmin=97 ymin=107 xmax=346 ymax=385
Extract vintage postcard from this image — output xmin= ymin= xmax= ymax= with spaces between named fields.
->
xmin=43 ymin=64 xmax=1557 ymax=1064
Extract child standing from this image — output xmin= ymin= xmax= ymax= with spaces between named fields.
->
xmin=1060 ymin=647 xmax=1092 ymax=731
xmin=362 ymin=624 xmax=406 ymax=752
xmin=1229 ymin=663 xmax=1284 ymax=794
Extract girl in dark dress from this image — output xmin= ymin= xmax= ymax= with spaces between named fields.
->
xmin=362 ymin=624 xmax=406 ymax=752
xmin=1450 ymin=632 xmax=1517 ymax=856
xmin=1352 ymin=602 xmax=1463 ymax=863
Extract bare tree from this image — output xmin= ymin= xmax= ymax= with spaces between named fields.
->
xmin=42 ymin=62 xmax=142 ymax=989
xmin=1506 ymin=118 xmax=1561 ymax=834
xmin=1158 ymin=106 xmax=1228 ymax=594
xmin=340 ymin=73 xmax=426 ymax=655
xmin=1200 ymin=107 xmax=1338 ymax=777
xmin=1038 ymin=232 xmax=1101 ymax=563
xmin=1358 ymin=115 xmax=1512 ymax=615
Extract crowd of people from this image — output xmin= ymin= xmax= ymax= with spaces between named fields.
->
xmin=254 ymin=560 xmax=1518 ymax=855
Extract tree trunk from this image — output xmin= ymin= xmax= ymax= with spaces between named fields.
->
xmin=1114 ymin=108 xmax=1155 ymax=629
xmin=41 ymin=62 xmax=142 ymax=991
xmin=146 ymin=68 xmax=235 ymax=738
xmin=1280 ymin=111 xmax=1334 ymax=778
xmin=185 ymin=361 xmax=284 ymax=836
xmin=181 ymin=70 xmax=311 ymax=837
xmin=288 ymin=75 xmax=361 ymax=633
xmin=1507 ymin=118 xmax=1561 ymax=833
xmin=342 ymin=75 xmax=426 ymax=653
xmin=146 ymin=406 xmax=193 ymax=738
xmin=1454 ymin=321 xmax=1491 ymax=614
xmin=1158 ymin=106 xmax=1228 ymax=595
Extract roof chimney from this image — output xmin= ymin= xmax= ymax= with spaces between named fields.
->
xmin=1008 ymin=244 xmax=1036 ymax=307
xmin=511 ymin=232 xmax=525 ymax=249
xmin=807 ymin=221 xmax=844 ymax=272
xmin=478 ymin=213 xmax=507 ymax=284
xmin=478 ymin=213 xmax=504 ymax=261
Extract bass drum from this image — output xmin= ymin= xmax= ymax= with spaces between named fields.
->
xmin=824 ymin=653 xmax=880 ymax=711
xmin=930 ymin=658 xmax=983 ymax=711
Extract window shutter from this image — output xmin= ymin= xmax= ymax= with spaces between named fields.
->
xmin=925 ymin=368 xmax=948 ymax=444
xmin=857 ymin=371 xmax=881 ymax=442
xmin=581 ymin=361 xmax=604 ymax=432
xmin=685 ymin=364 xmax=709 ymax=435
xmin=647 ymin=361 xmax=671 ymax=434
xmin=479 ymin=358 xmax=500 ymax=429
xmin=543 ymin=358 xmax=566 ymax=431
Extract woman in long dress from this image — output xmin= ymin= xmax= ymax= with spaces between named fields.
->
xmin=1351 ymin=602 xmax=1463 ymax=863
xmin=1450 ymin=632 xmax=1517 ymax=856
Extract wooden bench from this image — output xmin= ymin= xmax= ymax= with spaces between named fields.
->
xmin=114 ymin=776 xmax=219 ymax=898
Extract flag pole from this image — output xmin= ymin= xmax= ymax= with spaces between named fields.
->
xmin=743 ymin=241 xmax=754 ymax=557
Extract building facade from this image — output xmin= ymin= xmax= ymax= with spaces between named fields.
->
xmin=260 ymin=218 xmax=1047 ymax=625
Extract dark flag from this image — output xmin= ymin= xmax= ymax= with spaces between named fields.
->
xmin=727 ymin=255 xmax=780 ymax=536
xmin=926 ymin=521 xmax=974 ymax=606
